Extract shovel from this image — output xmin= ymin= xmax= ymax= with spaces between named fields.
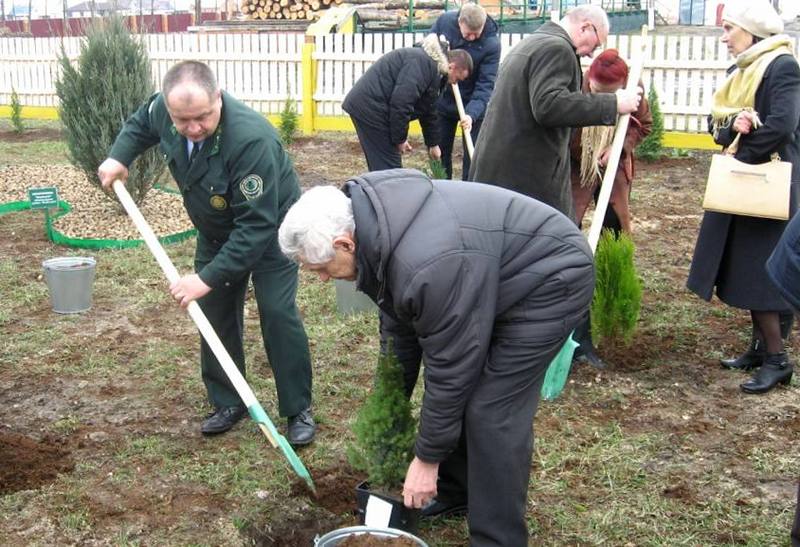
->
xmin=541 ymin=26 xmax=650 ymax=401
xmin=451 ymin=82 xmax=474 ymax=161
xmin=112 ymin=180 xmax=316 ymax=495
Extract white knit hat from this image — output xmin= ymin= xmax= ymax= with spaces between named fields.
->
xmin=722 ymin=0 xmax=784 ymax=39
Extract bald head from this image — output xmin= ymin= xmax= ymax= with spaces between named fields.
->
xmin=560 ymin=5 xmax=609 ymax=57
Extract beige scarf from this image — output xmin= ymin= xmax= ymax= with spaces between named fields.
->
xmin=579 ymin=125 xmax=616 ymax=188
xmin=711 ymin=34 xmax=795 ymax=135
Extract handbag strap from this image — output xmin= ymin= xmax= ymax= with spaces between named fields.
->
xmin=725 ymin=133 xmax=742 ymax=156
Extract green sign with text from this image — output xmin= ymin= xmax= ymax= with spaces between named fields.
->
xmin=28 ymin=187 xmax=59 ymax=209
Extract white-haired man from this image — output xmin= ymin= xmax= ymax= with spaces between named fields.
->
xmin=470 ymin=5 xmax=642 ymax=369
xmin=279 ymin=168 xmax=595 ymax=545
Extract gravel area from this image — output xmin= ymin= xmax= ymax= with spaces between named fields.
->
xmin=0 ymin=164 xmax=193 ymax=241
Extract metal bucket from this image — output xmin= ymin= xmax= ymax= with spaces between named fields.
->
xmin=334 ymin=280 xmax=377 ymax=316
xmin=42 ymin=257 xmax=96 ymax=314
xmin=314 ymin=525 xmax=428 ymax=546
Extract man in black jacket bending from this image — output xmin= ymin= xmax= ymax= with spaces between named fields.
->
xmin=279 ymin=169 xmax=595 ymax=546
xmin=343 ymin=35 xmax=472 ymax=171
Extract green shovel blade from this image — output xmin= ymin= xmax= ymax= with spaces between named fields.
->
xmin=248 ymin=403 xmax=316 ymax=495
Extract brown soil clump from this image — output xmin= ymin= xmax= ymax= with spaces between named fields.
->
xmin=339 ymin=533 xmax=418 ymax=546
xmin=0 ymin=430 xmax=74 ymax=494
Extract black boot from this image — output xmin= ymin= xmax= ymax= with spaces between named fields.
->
xmin=572 ymin=315 xmax=607 ymax=369
xmin=740 ymin=352 xmax=793 ymax=394
xmin=720 ymin=338 xmax=765 ymax=371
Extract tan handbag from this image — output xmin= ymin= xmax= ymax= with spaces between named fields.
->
xmin=702 ymin=133 xmax=792 ymax=220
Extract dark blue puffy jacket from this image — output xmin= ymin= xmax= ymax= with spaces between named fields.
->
xmin=768 ymin=212 xmax=800 ymax=315
xmin=430 ymin=10 xmax=500 ymax=121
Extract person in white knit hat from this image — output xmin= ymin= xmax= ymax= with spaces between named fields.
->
xmin=721 ymin=0 xmax=785 ymax=39
xmin=686 ymin=1 xmax=800 ymax=541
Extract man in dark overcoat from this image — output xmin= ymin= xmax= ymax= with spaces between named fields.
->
xmin=430 ymin=3 xmax=500 ymax=179
xmin=469 ymin=5 xmax=641 ymax=219
xmin=278 ymin=169 xmax=595 ymax=546
xmin=97 ymin=61 xmax=315 ymax=444
xmin=342 ymin=34 xmax=472 ymax=171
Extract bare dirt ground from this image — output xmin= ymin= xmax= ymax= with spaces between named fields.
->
xmin=1 ymin=132 xmax=799 ymax=546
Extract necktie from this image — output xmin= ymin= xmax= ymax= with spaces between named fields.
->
xmin=189 ymin=142 xmax=200 ymax=164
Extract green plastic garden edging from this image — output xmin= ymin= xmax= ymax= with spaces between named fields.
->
xmin=0 ymin=193 xmax=196 ymax=250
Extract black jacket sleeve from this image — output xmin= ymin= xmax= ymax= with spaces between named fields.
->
xmin=737 ymin=56 xmax=800 ymax=164
xmin=465 ymin=39 xmax=500 ymax=121
xmin=395 ymin=252 xmax=498 ymax=463
xmin=389 ymin=60 xmax=436 ymax=145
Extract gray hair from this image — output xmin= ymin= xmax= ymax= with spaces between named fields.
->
xmin=278 ymin=186 xmax=356 ymax=264
xmin=563 ymin=5 xmax=609 ymax=34
xmin=458 ymin=3 xmax=487 ymax=32
xmin=162 ymin=60 xmax=219 ymax=100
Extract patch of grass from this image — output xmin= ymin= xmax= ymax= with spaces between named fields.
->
xmin=52 ymin=415 xmax=82 ymax=435
xmin=0 ymin=140 xmax=69 ymax=164
xmin=59 ymin=509 xmax=90 ymax=532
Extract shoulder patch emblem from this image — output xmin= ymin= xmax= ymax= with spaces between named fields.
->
xmin=240 ymin=174 xmax=264 ymax=200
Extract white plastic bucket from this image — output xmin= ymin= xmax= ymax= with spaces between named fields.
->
xmin=315 ymin=526 xmax=428 ymax=546
xmin=42 ymin=257 xmax=96 ymax=314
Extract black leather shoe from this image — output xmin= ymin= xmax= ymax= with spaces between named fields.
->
xmin=420 ymin=498 xmax=468 ymax=519
xmin=741 ymin=353 xmax=793 ymax=394
xmin=287 ymin=408 xmax=316 ymax=446
xmin=721 ymin=339 xmax=765 ymax=371
xmin=201 ymin=405 xmax=246 ymax=435
xmin=575 ymin=347 xmax=607 ymax=369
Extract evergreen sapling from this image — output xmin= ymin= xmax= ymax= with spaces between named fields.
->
xmin=591 ymin=229 xmax=642 ymax=346
xmin=348 ymin=347 xmax=416 ymax=490
xmin=278 ymin=92 xmax=299 ymax=146
xmin=636 ymin=86 xmax=664 ymax=162
xmin=55 ymin=16 xmax=164 ymax=206
xmin=10 ymin=87 xmax=24 ymax=134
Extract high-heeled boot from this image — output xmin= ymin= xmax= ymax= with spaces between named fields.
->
xmin=720 ymin=338 xmax=765 ymax=371
xmin=740 ymin=352 xmax=794 ymax=394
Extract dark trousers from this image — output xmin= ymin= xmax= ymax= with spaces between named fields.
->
xmin=351 ymin=115 xmax=402 ymax=172
xmin=195 ymin=236 xmax=312 ymax=417
xmin=381 ymin=265 xmax=594 ymax=546
xmin=437 ymin=112 xmax=482 ymax=180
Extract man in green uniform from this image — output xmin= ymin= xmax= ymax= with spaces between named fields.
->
xmin=97 ymin=60 xmax=315 ymax=444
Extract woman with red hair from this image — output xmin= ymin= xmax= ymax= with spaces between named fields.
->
xmin=570 ymin=49 xmax=652 ymax=234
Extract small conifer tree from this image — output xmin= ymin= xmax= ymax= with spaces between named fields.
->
xmin=278 ymin=92 xmax=299 ymax=146
xmin=425 ymin=159 xmax=448 ymax=179
xmin=55 ymin=16 xmax=164 ymax=206
xmin=10 ymin=87 xmax=24 ymax=134
xmin=636 ymin=86 xmax=664 ymax=162
xmin=591 ymin=229 xmax=642 ymax=346
xmin=348 ymin=347 xmax=416 ymax=489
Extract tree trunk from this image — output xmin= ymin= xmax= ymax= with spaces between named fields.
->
xmin=195 ymin=0 xmax=202 ymax=23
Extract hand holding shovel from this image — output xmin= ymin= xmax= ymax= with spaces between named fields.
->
xmin=451 ymin=82 xmax=474 ymax=161
xmin=111 ymin=180 xmax=316 ymax=495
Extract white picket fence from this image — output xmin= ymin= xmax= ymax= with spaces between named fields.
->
xmin=1 ymin=31 xmax=799 ymax=132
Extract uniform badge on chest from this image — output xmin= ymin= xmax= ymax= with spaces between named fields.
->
xmin=210 ymin=195 xmax=228 ymax=210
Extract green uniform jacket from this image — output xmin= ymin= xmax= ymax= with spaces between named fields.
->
xmin=109 ymin=91 xmax=301 ymax=289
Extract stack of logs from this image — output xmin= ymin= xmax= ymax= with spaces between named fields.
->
xmin=239 ymin=0 xmax=445 ymax=24
xmin=240 ymin=0 xmax=341 ymax=20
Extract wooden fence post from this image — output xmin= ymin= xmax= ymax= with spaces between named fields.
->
xmin=301 ymin=34 xmax=316 ymax=135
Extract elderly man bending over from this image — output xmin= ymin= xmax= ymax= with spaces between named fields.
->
xmin=278 ymin=169 xmax=594 ymax=546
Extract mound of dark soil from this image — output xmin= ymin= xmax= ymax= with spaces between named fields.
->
xmin=0 ymin=430 xmax=73 ymax=494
